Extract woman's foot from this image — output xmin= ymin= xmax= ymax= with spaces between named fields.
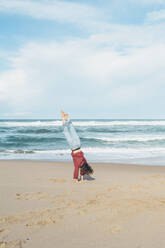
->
xmin=61 ymin=110 xmax=69 ymax=123
xmin=61 ymin=110 xmax=69 ymax=121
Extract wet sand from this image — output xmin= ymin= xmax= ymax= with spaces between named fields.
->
xmin=1 ymin=160 xmax=165 ymax=248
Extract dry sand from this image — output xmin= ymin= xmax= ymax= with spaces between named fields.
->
xmin=1 ymin=160 xmax=165 ymax=248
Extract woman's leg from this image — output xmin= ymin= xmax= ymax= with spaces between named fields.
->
xmin=73 ymin=162 xmax=79 ymax=180
xmin=68 ymin=121 xmax=81 ymax=148
xmin=62 ymin=111 xmax=81 ymax=151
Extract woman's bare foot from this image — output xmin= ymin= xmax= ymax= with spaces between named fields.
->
xmin=61 ymin=110 xmax=69 ymax=118
xmin=61 ymin=110 xmax=69 ymax=123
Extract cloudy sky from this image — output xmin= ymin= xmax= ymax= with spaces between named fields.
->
xmin=0 ymin=0 xmax=165 ymax=119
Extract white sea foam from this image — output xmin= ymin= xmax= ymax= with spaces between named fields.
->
xmin=83 ymin=147 xmax=165 ymax=154
xmin=1 ymin=147 xmax=165 ymax=164
xmin=0 ymin=121 xmax=62 ymax=127
xmin=73 ymin=121 xmax=165 ymax=126
xmin=1 ymin=120 xmax=165 ymax=127
xmin=31 ymin=147 xmax=165 ymax=162
xmin=32 ymin=147 xmax=165 ymax=155
xmin=2 ymin=147 xmax=165 ymax=155
xmin=36 ymin=149 xmax=70 ymax=154
xmin=85 ymin=135 xmax=165 ymax=142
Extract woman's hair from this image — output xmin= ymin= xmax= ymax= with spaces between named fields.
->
xmin=80 ymin=162 xmax=94 ymax=175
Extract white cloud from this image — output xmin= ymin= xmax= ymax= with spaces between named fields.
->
xmin=90 ymin=22 xmax=165 ymax=49
xmin=130 ymin=0 xmax=164 ymax=4
xmin=0 ymin=63 xmax=43 ymax=109
xmin=3 ymin=112 xmax=31 ymax=117
xmin=146 ymin=9 xmax=165 ymax=22
xmin=0 ymin=69 xmax=26 ymax=100
xmin=1 ymin=30 xmax=165 ymax=117
xmin=0 ymin=0 xmax=101 ymax=25
xmin=1 ymin=0 xmax=165 ymax=117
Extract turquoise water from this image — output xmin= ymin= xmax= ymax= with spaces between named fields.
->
xmin=0 ymin=119 xmax=165 ymax=165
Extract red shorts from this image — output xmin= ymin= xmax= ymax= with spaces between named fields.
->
xmin=71 ymin=150 xmax=86 ymax=179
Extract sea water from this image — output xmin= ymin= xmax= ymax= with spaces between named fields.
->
xmin=0 ymin=119 xmax=165 ymax=165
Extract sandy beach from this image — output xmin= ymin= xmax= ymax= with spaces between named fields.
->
xmin=1 ymin=160 xmax=165 ymax=248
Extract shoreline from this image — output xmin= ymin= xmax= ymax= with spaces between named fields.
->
xmin=0 ymin=158 xmax=165 ymax=168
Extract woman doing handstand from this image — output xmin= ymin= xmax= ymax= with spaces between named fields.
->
xmin=62 ymin=111 xmax=93 ymax=182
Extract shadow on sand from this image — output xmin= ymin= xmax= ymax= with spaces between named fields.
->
xmin=83 ymin=175 xmax=95 ymax=181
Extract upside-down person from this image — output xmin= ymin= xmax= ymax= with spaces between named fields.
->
xmin=61 ymin=111 xmax=93 ymax=182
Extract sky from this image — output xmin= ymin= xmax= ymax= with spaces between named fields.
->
xmin=0 ymin=0 xmax=165 ymax=119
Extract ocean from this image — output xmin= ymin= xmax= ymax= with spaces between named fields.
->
xmin=0 ymin=119 xmax=165 ymax=165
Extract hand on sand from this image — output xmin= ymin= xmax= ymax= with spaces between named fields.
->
xmin=79 ymin=180 xmax=86 ymax=183
xmin=72 ymin=179 xmax=79 ymax=183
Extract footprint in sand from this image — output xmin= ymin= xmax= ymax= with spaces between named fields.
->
xmin=129 ymin=184 xmax=149 ymax=192
xmin=141 ymin=174 xmax=165 ymax=187
xmin=51 ymin=194 xmax=70 ymax=207
xmin=77 ymin=209 xmax=88 ymax=215
xmin=16 ymin=192 xmax=49 ymax=200
xmin=142 ymin=174 xmax=165 ymax=181
xmin=0 ymin=208 xmax=63 ymax=227
xmin=96 ymin=193 xmax=108 ymax=200
xmin=35 ymin=178 xmax=67 ymax=184
xmin=0 ymin=240 xmax=26 ymax=248
xmin=87 ymin=187 xmax=97 ymax=191
xmin=107 ymin=225 xmax=122 ymax=234
xmin=87 ymin=199 xmax=98 ymax=205
xmin=49 ymin=178 xmax=67 ymax=183
xmin=107 ymin=184 xmax=121 ymax=192
xmin=0 ymin=229 xmax=10 ymax=241
xmin=0 ymin=229 xmax=9 ymax=235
